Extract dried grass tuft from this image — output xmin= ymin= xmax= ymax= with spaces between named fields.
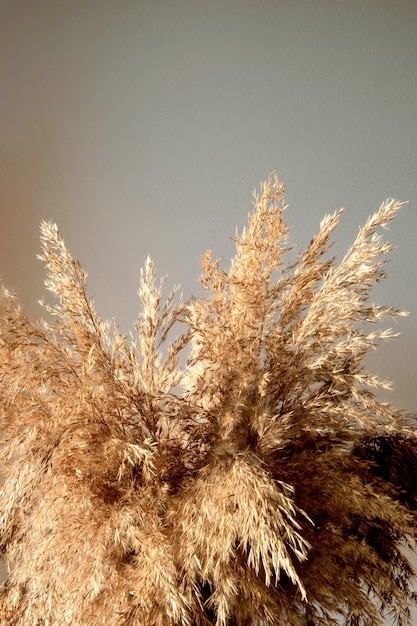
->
xmin=0 ymin=174 xmax=416 ymax=625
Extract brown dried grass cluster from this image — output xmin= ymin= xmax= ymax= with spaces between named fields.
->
xmin=1 ymin=175 xmax=416 ymax=625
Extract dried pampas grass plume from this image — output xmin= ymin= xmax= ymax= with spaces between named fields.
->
xmin=1 ymin=174 xmax=416 ymax=625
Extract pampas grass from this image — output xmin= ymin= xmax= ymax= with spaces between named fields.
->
xmin=1 ymin=174 xmax=416 ymax=625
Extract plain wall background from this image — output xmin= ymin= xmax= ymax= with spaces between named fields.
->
xmin=0 ymin=1 xmax=416 ymax=622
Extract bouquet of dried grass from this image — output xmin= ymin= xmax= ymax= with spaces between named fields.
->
xmin=1 ymin=174 xmax=416 ymax=626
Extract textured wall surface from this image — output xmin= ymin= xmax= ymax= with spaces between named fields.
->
xmin=0 ymin=0 xmax=416 ymax=619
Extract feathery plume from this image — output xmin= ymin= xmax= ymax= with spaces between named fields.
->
xmin=0 ymin=174 xmax=416 ymax=625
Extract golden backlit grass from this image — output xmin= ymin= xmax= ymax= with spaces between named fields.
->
xmin=1 ymin=174 xmax=416 ymax=625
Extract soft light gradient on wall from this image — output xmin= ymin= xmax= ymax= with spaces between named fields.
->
xmin=1 ymin=0 xmax=416 ymax=620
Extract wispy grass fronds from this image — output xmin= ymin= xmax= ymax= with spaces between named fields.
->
xmin=0 ymin=174 xmax=416 ymax=625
